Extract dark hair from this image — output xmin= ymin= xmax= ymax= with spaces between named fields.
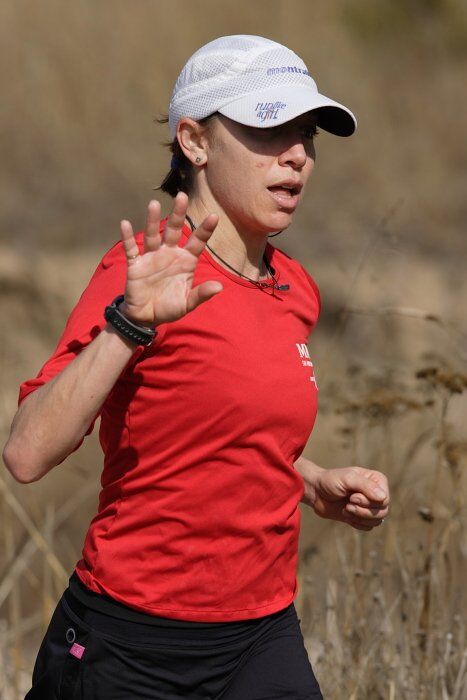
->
xmin=153 ymin=114 xmax=217 ymax=198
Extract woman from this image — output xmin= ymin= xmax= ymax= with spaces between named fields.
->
xmin=4 ymin=35 xmax=389 ymax=699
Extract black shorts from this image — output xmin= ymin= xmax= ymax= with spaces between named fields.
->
xmin=25 ymin=585 xmax=323 ymax=699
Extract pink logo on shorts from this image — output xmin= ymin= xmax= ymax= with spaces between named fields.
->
xmin=69 ymin=643 xmax=85 ymax=659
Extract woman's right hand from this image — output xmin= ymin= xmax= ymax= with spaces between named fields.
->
xmin=118 ymin=192 xmax=223 ymax=327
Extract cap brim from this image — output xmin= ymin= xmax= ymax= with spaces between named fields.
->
xmin=217 ymin=84 xmax=356 ymax=137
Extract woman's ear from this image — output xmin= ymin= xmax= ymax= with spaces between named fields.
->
xmin=177 ymin=118 xmax=208 ymax=167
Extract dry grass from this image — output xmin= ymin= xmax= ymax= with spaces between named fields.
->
xmin=296 ymin=363 xmax=467 ymax=699
xmin=1 ymin=1 xmax=467 ymax=698
xmin=1 ymin=239 xmax=466 ymax=699
xmin=1 ymin=0 xmax=466 ymax=258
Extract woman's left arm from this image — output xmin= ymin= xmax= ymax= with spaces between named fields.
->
xmin=293 ymin=455 xmax=390 ymax=531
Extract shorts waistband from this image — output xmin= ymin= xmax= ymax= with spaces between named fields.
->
xmin=65 ymin=572 xmax=295 ymax=643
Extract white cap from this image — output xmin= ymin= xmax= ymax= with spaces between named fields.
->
xmin=168 ymin=35 xmax=357 ymax=139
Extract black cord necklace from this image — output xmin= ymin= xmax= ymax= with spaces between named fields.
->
xmin=185 ymin=214 xmax=280 ymax=290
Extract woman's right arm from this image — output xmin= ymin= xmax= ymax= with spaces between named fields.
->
xmin=3 ymin=324 xmax=145 ymax=483
xmin=3 ymin=193 xmax=223 ymax=483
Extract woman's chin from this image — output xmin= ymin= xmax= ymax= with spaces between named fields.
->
xmin=264 ymin=211 xmax=294 ymax=233
xmin=235 ymin=209 xmax=294 ymax=235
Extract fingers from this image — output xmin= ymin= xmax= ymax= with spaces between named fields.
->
xmin=345 ymin=501 xmax=388 ymax=519
xmin=183 ymin=213 xmax=219 ymax=258
xmin=138 ymin=193 xmax=219 ymax=260
xmin=342 ymin=468 xmax=390 ymax=507
xmin=344 ymin=472 xmax=389 ymax=528
xmin=349 ymin=492 xmax=388 ymax=511
xmin=347 ymin=519 xmax=380 ymax=532
xmin=161 ymin=192 xmax=189 ymax=246
xmin=144 ymin=200 xmax=162 ymax=254
xmin=347 ymin=519 xmax=374 ymax=531
xmin=120 ymin=219 xmax=141 ymax=264
xmin=342 ymin=504 xmax=387 ymax=530
xmin=343 ymin=497 xmax=388 ymax=531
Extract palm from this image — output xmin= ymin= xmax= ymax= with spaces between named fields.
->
xmin=125 ymin=244 xmax=199 ymax=323
xmin=119 ymin=193 xmax=223 ymax=327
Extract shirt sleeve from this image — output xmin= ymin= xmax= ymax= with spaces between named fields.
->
xmin=17 ymin=235 xmax=150 ymax=453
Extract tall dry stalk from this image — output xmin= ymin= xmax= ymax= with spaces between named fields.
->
xmin=299 ymin=359 xmax=467 ymax=699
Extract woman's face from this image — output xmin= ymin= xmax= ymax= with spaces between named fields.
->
xmin=202 ymin=112 xmax=317 ymax=234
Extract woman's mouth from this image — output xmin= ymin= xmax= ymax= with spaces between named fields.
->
xmin=267 ymin=184 xmax=301 ymax=210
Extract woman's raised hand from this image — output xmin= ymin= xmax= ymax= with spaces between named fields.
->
xmin=119 ymin=192 xmax=223 ymax=327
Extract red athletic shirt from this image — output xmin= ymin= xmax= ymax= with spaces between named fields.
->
xmin=18 ymin=219 xmax=321 ymax=622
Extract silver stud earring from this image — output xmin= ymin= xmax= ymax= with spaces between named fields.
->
xmin=195 ymin=156 xmax=201 ymax=164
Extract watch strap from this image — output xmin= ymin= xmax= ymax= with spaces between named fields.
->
xmin=104 ymin=295 xmax=157 ymax=347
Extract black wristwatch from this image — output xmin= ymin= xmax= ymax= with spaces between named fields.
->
xmin=104 ymin=295 xmax=158 ymax=347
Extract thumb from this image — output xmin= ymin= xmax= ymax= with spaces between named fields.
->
xmin=342 ymin=471 xmax=388 ymax=504
xmin=186 ymin=281 xmax=223 ymax=312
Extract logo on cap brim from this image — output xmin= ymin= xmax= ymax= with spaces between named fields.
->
xmin=255 ymin=101 xmax=287 ymax=122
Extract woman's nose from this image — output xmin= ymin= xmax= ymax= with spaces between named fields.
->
xmin=278 ymin=140 xmax=309 ymax=169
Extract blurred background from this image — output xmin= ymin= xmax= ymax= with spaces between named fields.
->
xmin=1 ymin=1 xmax=466 ymax=698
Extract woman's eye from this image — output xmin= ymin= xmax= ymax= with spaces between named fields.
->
xmin=260 ymin=127 xmax=277 ymax=136
xmin=255 ymin=124 xmax=318 ymax=140
xmin=302 ymin=126 xmax=319 ymax=139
